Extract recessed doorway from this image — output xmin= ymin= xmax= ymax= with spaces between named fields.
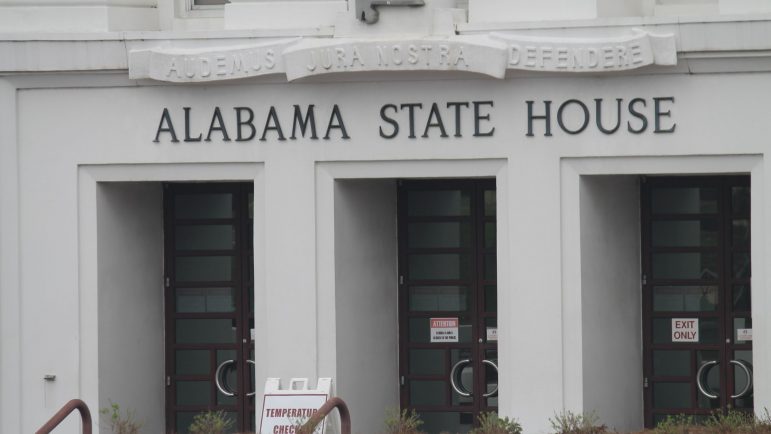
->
xmin=398 ymin=179 xmax=498 ymax=434
xmin=164 ymin=183 xmax=255 ymax=434
xmin=642 ymin=176 xmax=752 ymax=427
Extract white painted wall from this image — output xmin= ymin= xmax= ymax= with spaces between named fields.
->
xmin=4 ymin=65 xmax=771 ymax=433
xmin=96 ymin=183 xmax=164 ymax=433
xmin=579 ymin=176 xmax=642 ymax=432
xmin=0 ymin=0 xmax=159 ymax=32
xmin=469 ymin=0 xmax=597 ymax=23
xmin=333 ymin=180 xmax=399 ymax=432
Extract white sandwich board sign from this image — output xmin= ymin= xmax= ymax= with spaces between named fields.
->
xmin=259 ymin=377 xmax=332 ymax=434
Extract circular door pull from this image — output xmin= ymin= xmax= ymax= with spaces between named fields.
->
xmin=246 ymin=359 xmax=257 ymax=397
xmin=696 ymin=360 xmax=719 ymax=400
xmin=482 ymin=359 xmax=499 ymax=398
xmin=449 ymin=359 xmax=473 ymax=397
xmin=215 ymin=359 xmax=237 ymax=397
xmin=729 ymin=359 xmax=753 ymax=399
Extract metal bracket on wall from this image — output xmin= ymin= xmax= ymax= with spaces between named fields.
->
xmin=356 ymin=0 xmax=425 ymax=24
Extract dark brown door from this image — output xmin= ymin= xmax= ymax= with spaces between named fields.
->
xmin=398 ymin=179 xmax=498 ymax=434
xmin=642 ymin=176 xmax=752 ymax=427
xmin=164 ymin=183 xmax=256 ymax=433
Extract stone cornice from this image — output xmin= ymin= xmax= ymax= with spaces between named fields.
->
xmin=2 ymin=18 xmax=771 ymax=77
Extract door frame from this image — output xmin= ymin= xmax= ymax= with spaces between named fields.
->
xmin=641 ymin=175 xmax=752 ymax=427
xmin=163 ymin=182 xmax=256 ymax=433
xmin=396 ymin=178 xmax=498 ymax=429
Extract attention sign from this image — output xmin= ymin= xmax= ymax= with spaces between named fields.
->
xmin=672 ymin=318 xmax=699 ymax=342
xmin=430 ymin=317 xmax=459 ymax=342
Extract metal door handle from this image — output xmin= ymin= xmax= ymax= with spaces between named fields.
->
xmin=215 ymin=359 xmax=237 ymax=397
xmin=246 ymin=360 xmax=256 ymax=397
xmin=696 ymin=360 xmax=719 ymax=400
xmin=482 ymin=359 xmax=499 ymax=398
xmin=729 ymin=359 xmax=753 ymax=399
xmin=449 ymin=359 xmax=472 ymax=397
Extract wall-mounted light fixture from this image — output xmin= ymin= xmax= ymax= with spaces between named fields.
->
xmin=356 ymin=0 xmax=425 ymax=24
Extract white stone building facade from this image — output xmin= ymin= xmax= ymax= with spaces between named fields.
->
xmin=2 ymin=1 xmax=771 ymax=433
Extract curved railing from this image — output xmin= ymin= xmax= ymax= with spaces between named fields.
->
xmin=36 ymin=399 xmax=92 ymax=434
xmin=298 ymin=397 xmax=351 ymax=434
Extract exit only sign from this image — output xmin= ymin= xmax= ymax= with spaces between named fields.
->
xmin=672 ymin=318 xmax=699 ymax=342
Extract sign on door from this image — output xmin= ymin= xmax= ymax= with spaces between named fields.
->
xmin=672 ymin=318 xmax=699 ymax=342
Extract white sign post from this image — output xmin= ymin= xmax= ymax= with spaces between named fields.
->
xmin=672 ymin=318 xmax=699 ymax=342
xmin=430 ymin=317 xmax=459 ymax=343
xmin=259 ymin=378 xmax=332 ymax=434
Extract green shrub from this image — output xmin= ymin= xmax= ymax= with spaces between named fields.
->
xmin=652 ymin=410 xmax=771 ymax=434
xmin=549 ymin=410 xmax=608 ymax=434
xmin=99 ymin=402 xmax=142 ymax=434
xmin=188 ymin=410 xmax=234 ymax=434
xmin=470 ymin=411 xmax=522 ymax=434
xmin=383 ymin=408 xmax=425 ymax=434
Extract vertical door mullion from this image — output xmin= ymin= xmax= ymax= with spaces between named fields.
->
xmin=472 ymin=181 xmax=482 ymax=422
xmin=641 ymin=177 xmax=653 ymax=428
xmin=164 ymin=184 xmax=175 ymax=432
xmin=719 ymin=178 xmax=730 ymax=412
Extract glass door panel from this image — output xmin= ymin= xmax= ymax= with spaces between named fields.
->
xmin=165 ymin=183 xmax=255 ymax=434
xmin=399 ymin=180 xmax=497 ymax=434
xmin=643 ymin=177 xmax=752 ymax=427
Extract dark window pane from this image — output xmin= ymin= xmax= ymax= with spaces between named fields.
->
xmin=408 ymin=222 xmax=471 ymax=248
xmin=484 ymin=222 xmax=496 ymax=248
xmin=734 ymin=350 xmax=753 ymax=409
xmin=732 ymin=186 xmax=750 ymax=215
xmin=408 ymin=190 xmax=471 ymax=216
xmin=652 ymin=253 xmax=718 ymax=280
xmin=733 ymin=219 xmax=750 ymax=247
xmin=484 ymin=254 xmax=496 ymax=280
xmin=484 ymin=190 xmax=496 ymax=217
xmin=176 ymin=287 xmax=234 ymax=313
xmin=653 ymin=383 xmax=690 ymax=409
xmin=409 ymin=317 xmax=430 ymax=343
xmin=410 ymin=380 xmax=445 ymax=406
xmin=176 ymin=381 xmax=210 ymax=406
xmin=409 ymin=286 xmax=469 ymax=311
xmin=176 ymin=412 xmax=197 ymax=434
xmin=653 ymin=351 xmax=690 ymax=376
xmin=418 ymin=412 xmax=473 ymax=434
xmin=175 ymin=193 xmax=233 ymax=219
xmin=733 ymin=253 xmax=751 ymax=278
xmin=176 ymin=319 xmax=236 ymax=344
xmin=410 ymin=349 xmax=445 ymax=375
xmin=652 ymin=188 xmax=718 ymax=214
xmin=733 ymin=285 xmax=751 ymax=311
xmin=176 ymin=350 xmax=209 ymax=375
xmin=176 ymin=256 xmax=233 ymax=282
xmin=176 ymin=225 xmax=235 ymax=250
xmin=653 ymin=286 xmax=718 ymax=312
xmin=484 ymin=285 xmax=497 ymax=313
xmin=409 ymin=254 xmax=470 ymax=280
xmin=652 ymin=220 xmax=718 ymax=247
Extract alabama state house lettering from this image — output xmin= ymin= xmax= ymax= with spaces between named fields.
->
xmin=152 ymin=97 xmax=677 ymax=143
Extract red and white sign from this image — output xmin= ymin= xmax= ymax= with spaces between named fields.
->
xmin=260 ymin=394 xmax=328 ymax=434
xmin=672 ymin=318 xmax=699 ymax=342
xmin=431 ymin=317 xmax=459 ymax=343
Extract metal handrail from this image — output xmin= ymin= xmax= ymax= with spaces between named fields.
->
xmin=36 ymin=399 xmax=92 ymax=434
xmin=298 ymin=397 xmax=351 ymax=434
